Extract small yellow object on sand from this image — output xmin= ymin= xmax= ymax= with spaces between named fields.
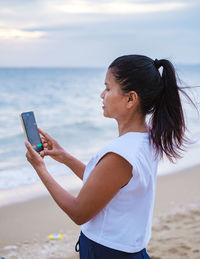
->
xmin=48 ymin=233 xmax=63 ymax=240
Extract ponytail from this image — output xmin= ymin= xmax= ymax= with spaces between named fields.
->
xmin=109 ymin=55 xmax=193 ymax=161
xmin=150 ymin=59 xmax=188 ymax=161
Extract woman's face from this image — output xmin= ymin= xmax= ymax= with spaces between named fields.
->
xmin=100 ymin=68 xmax=128 ymax=119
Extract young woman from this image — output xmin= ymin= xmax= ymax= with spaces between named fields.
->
xmin=25 ymin=55 xmax=189 ymax=258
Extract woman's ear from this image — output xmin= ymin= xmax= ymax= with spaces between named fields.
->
xmin=127 ymin=91 xmax=138 ymax=109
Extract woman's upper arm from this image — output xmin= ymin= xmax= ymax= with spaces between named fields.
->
xmin=74 ymin=152 xmax=132 ymax=224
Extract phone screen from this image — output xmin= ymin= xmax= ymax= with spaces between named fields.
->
xmin=21 ymin=111 xmax=43 ymax=152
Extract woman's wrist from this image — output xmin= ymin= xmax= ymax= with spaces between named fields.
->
xmin=33 ymin=162 xmax=47 ymax=174
xmin=62 ymin=151 xmax=74 ymax=165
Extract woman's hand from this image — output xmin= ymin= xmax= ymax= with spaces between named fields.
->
xmin=25 ymin=141 xmax=46 ymax=171
xmin=38 ymin=128 xmax=67 ymax=164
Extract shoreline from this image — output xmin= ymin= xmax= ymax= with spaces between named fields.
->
xmin=0 ymin=173 xmax=82 ymax=208
xmin=0 ymin=162 xmax=199 ymax=209
xmin=1 ymin=136 xmax=200 ymax=200
xmin=0 ymin=165 xmax=200 ymax=258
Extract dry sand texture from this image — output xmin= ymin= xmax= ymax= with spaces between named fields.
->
xmin=0 ymin=165 xmax=200 ymax=259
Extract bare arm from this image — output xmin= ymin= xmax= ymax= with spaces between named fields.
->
xmin=39 ymin=128 xmax=85 ymax=180
xmin=25 ymin=141 xmax=132 ymax=225
xmin=61 ymin=152 xmax=85 ymax=180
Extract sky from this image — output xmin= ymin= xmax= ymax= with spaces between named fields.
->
xmin=0 ymin=0 xmax=199 ymax=67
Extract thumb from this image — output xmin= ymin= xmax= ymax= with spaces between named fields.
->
xmin=25 ymin=141 xmax=37 ymax=155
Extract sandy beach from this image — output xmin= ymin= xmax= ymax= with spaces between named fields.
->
xmin=0 ymin=165 xmax=200 ymax=259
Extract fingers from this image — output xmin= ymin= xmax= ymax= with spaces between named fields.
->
xmin=41 ymin=137 xmax=46 ymax=143
xmin=39 ymin=150 xmax=45 ymax=158
xmin=43 ymin=148 xmax=54 ymax=156
xmin=38 ymin=128 xmax=53 ymax=142
xmin=25 ymin=141 xmax=45 ymax=170
xmin=41 ymin=137 xmax=50 ymax=150
xmin=41 ymin=136 xmax=48 ymax=143
xmin=40 ymin=148 xmax=51 ymax=157
xmin=25 ymin=141 xmax=41 ymax=163
xmin=25 ymin=141 xmax=37 ymax=155
xmin=42 ymin=141 xmax=48 ymax=148
xmin=39 ymin=147 xmax=54 ymax=157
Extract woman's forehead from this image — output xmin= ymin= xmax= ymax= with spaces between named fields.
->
xmin=105 ymin=69 xmax=115 ymax=84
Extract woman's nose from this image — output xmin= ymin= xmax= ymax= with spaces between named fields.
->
xmin=100 ymin=90 xmax=105 ymax=99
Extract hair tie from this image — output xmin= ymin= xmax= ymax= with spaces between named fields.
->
xmin=154 ymin=59 xmax=162 ymax=69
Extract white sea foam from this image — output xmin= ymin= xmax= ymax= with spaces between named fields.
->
xmin=0 ymin=172 xmax=82 ymax=208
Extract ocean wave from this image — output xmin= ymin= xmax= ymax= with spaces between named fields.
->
xmin=0 ymin=66 xmax=199 ymax=192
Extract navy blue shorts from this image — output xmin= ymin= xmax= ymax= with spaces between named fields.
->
xmin=75 ymin=232 xmax=151 ymax=259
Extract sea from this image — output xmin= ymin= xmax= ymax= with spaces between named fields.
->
xmin=0 ymin=65 xmax=200 ymax=206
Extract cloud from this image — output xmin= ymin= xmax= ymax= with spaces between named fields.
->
xmin=0 ymin=0 xmax=195 ymax=33
xmin=23 ymin=25 xmax=80 ymax=32
xmin=0 ymin=7 xmax=15 ymax=15
xmin=0 ymin=0 xmax=199 ymax=66
xmin=0 ymin=29 xmax=45 ymax=40
xmin=49 ymin=1 xmax=189 ymax=14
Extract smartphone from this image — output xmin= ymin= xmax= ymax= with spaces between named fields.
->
xmin=20 ymin=111 xmax=43 ymax=152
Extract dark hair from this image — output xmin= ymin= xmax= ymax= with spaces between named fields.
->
xmin=109 ymin=54 xmax=192 ymax=161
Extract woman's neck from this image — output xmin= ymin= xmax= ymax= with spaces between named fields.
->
xmin=117 ymin=114 xmax=148 ymax=136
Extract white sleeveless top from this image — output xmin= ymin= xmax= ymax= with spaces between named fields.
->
xmin=81 ymin=132 xmax=158 ymax=253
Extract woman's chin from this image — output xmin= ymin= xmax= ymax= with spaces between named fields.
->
xmin=103 ymin=110 xmax=108 ymax=117
xmin=103 ymin=111 xmax=111 ymax=118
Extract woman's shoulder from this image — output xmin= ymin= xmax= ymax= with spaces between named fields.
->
xmin=96 ymin=132 xmax=150 ymax=164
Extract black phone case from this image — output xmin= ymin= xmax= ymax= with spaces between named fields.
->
xmin=21 ymin=111 xmax=43 ymax=152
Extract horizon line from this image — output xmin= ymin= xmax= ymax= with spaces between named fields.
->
xmin=0 ymin=63 xmax=200 ymax=69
